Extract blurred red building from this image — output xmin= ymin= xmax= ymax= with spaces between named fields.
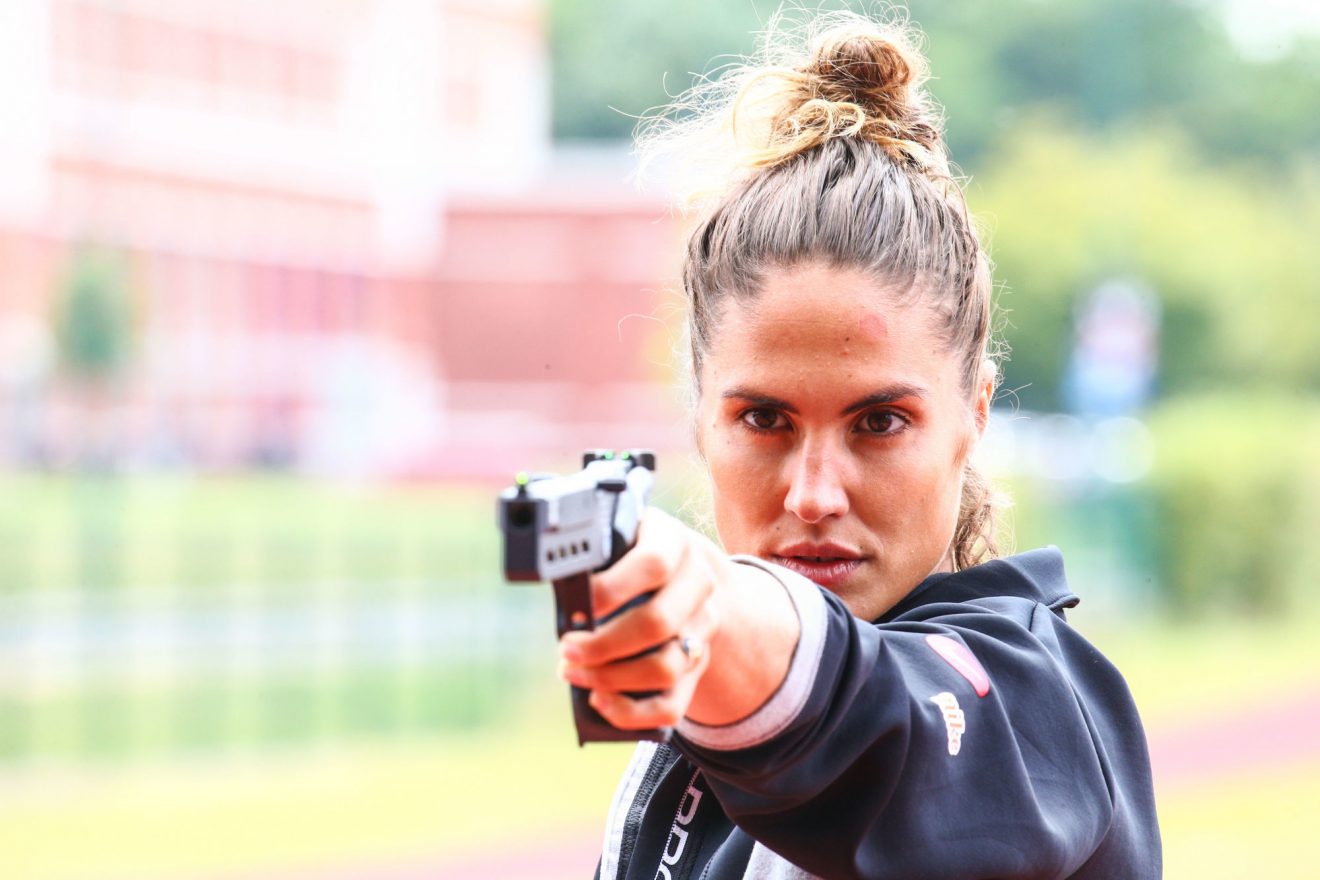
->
xmin=0 ymin=0 xmax=683 ymax=479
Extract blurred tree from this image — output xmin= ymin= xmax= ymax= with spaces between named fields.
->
xmin=55 ymin=247 xmax=134 ymax=382
xmin=1146 ymin=393 xmax=1320 ymax=614
xmin=973 ymin=116 xmax=1320 ymax=409
xmin=550 ymin=0 xmax=1320 ymax=170
xmin=549 ymin=0 xmax=762 ymax=140
xmin=53 ymin=246 xmax=136 ymax=469
xmin=919 ymin=0 xmax=1320 ymax=171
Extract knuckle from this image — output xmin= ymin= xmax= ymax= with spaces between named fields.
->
xmin=651 ymin=698 xmax=683 ymax=728
xmin=592 ymin=692 xmax=624 ymax=724
xmin=589 ymin=573 xmax=617 ymax=602
xmin=650 ymin=653 xmax=682 ymax=689
xmin=610 ymin=700 xmax=649 ymax=731
xmin=595 ymin=587 xmax=629 ymax=619
xmin=633 ymin=609 xmax=672 ymax=645
xmin=650 ymin=591 xmax=688 ymax=632
xmin=700 ymin=563 xmax=719 ymax=598
xmin=578 ymin=639 xmax=612 ymax=667
xmin=693 ymin=592 xmax=719 ymax=633
xmin=634 ymin=550 xmax=672 ymax=585
xmin=584 ymin=666 xmax=611 ymax=690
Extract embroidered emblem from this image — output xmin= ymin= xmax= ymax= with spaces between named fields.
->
xmin=925 ymin=633 xmax=991 ymax=697
xmin=930 ymin=691 xmax=966 ymax=756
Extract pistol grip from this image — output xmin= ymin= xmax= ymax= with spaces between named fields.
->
xmin=552 ymin=574 xmax=671 ymax=746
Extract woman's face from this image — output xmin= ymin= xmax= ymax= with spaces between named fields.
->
xmin=696 ymin=261 xmax=990 ymax=620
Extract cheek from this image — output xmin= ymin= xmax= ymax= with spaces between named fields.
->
xmin=702 ymin=423 xmax=781 ymax=547
xmin=872 ymin=434 xmax=966 ymax=532
xmin=705 ymin=430 xmax=755 ymax=494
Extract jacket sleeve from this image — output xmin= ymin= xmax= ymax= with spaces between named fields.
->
xmin=673 ymin=557 xmax=1120 ymax=880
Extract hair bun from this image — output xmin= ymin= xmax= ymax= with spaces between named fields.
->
xmin=809 ymin=31 xmax=916 ymax=115
xmin=634 ymin=10 xmax=952 ymax=209
xmin=783 ymin=21 xmax=944 ymax=173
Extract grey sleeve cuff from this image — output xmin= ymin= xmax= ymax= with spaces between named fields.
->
xmin=674 ymin=554 xmax=828 ymax=751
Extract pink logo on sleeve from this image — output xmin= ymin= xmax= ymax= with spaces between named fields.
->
xmin=925 ymin=634 xmax=991 ymax=697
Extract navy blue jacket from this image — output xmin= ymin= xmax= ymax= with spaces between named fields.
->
xmin=594 ymin=548 xmax=1161 ymax=879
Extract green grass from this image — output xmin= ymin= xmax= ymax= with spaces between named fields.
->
xmin=3 ymin=665 xmax=518 ymax=763
xmin=0 ymin=695 xmax=632 ymax=880
xmin=0 ymin=474 xmax=529 ymax=762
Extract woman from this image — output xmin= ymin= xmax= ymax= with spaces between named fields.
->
xmin=559 ymin=10 xmax=1161 ymax=879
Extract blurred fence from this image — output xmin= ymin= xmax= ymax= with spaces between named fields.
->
xmin=0 ymin=477 xmax=551 ymax=765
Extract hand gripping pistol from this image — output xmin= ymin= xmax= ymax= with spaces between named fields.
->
xmin=497 ymin=450 xmax=671 ymax=745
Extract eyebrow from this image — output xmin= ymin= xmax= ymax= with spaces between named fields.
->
xmin=721 ymin=383 xmax=928 ymax=416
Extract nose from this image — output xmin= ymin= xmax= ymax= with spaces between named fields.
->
xmin=783 ymin=439 xmax=851 ymax=524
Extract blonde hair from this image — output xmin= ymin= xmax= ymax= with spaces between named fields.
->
xmin=639 ymin=7 xmax=1002 ymax=570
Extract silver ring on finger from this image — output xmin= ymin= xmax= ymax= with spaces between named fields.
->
xmin=679 ymin=634 xmax=704 ymax=665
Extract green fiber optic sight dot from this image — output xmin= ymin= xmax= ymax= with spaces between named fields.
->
xmin=516 ymin=472 xmax=529 ymax=486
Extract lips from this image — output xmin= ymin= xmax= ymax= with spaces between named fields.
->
xmin=770 ymin=543 xmax=865 ymax=588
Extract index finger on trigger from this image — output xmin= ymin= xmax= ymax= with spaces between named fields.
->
xmin=590 ymin=508 xmax=689 ymax=620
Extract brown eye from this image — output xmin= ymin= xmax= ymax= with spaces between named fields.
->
xmin=859 ymin=410 xmax=904 ymax=435
xmin=741 ymin=408 xmax=784 ymax=431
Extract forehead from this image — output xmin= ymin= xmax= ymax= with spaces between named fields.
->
xmin=702 ymin=262 xmax=954 ymax=393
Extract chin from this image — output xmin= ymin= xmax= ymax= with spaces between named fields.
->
xmin=834 ymin=567 xmax=916 ymax=621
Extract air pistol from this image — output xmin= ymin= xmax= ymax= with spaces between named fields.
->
xmin=497 ymin=449 xmax=670 ymax=745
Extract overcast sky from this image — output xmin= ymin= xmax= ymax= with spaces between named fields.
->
xmin=1219 ymin=0 xmax=1320 ymax=59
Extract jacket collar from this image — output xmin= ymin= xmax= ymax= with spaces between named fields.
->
xmin=878 ymin=546 xmax=1078 ymax=623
